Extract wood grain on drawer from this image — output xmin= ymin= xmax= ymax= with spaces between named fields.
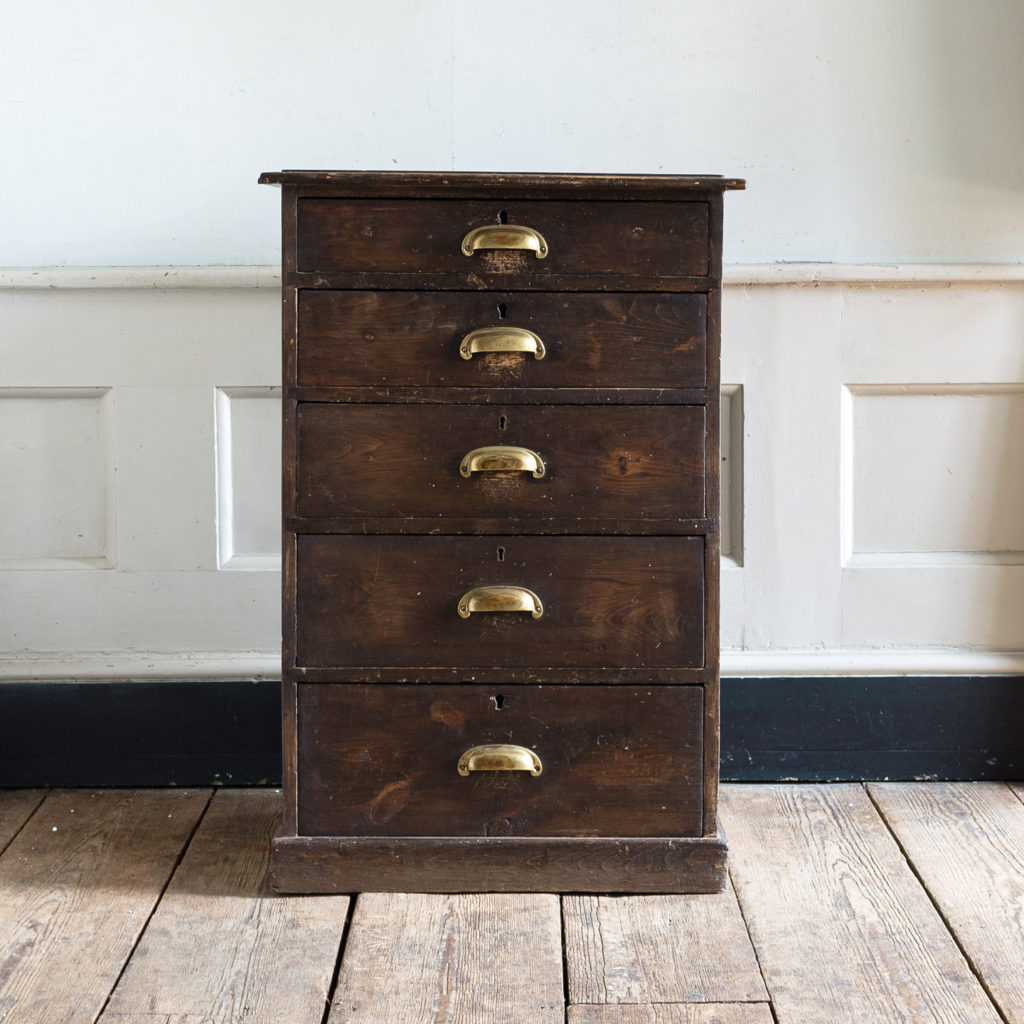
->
xmin=296 ymin=403 xmax=705 ymax=522
xmin=296 ymin=684 xmax=704 ymax=837
xmin=296 ymin=199 xmax=709 ymax=278
xmin=297 ymin=291 xmax=707 ymax=389
xmin=294 ymin=535 xmax=704 ymax=672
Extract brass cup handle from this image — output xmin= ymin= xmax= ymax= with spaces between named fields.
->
xmin=459 ymin=326 xmax=546 ymax=361
xmin=457 ymin=585 xmax=544 ymax=619
xmin=461 ymin=224 xmax=548 ymax=258
xmin=459 ymin=446 xmax=545 ymax=478
xmin=458 ymin=744 xmax=543 ymax=776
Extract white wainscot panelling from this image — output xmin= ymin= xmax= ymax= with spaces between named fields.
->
xmin=844 ymin=385 xmax=1024 ymax=564
xmin=216 ymin=387 xmax=282 ymax=570
xmin=839 ymin=383 xmax=1024 ymax=657
xmin=833 ymin=279 xmax=1024 ymax=668
xmin=0 ymin=280 xmax=280 ymax=679
xmin=839 ymin=280 xmax=1024 ymax=386
xmin=719 ymin=280 xmax=846 ymax=661
xmin=721 ymin=271 xmax=1024 ymax=675
xmin=2 ymin=570 xmax=281 ymax=680
xmin=2 ymin=268 xmax=1022 ymax=680
xmin=0 ymin=388 xmax=113 ymax=569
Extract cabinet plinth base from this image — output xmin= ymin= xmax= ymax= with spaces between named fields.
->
xmin=270 ymin=830 xmax=728 ymax=894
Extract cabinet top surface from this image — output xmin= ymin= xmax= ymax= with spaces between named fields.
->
xmin=258 ymin=169 xmax=746 ymax=194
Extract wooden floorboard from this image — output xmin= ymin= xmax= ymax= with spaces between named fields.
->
xmin=568 ymin=1006 xmax=775 ymax=1024
xmin=869 ymin=781 xmax=1024 ymax=1024
xmin=0 ymin=790 xmax=45 ymax=852
xmin=1 ymin=782 xmax=1021 ymax=1023
xmin=563 ymin=889 xmax=768 ymax=1004
xmin=0 ymin=789 xmax=209 ymax=1024
xmin=100 ymin=789 xmax=349 ymax=1024
xmin=720 ymin=783 xmax=1004 ymax=1024
xmin=328 ymin=892 xmax=564 ymax=1024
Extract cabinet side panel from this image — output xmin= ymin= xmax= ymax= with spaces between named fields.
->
xmin=702 ymin=191 xmax=724 ymax=835
xmin=281 ymin=187 xmax=299 ymax=834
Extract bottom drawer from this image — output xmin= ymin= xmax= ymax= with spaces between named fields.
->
xmin=296 ymin=684 xmax=704 ymax=838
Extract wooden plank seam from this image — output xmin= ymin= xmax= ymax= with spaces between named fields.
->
xmin=320 ymin=891 xmax=358 ymax=1024
xmin=92 ymin=789 xmax=215 ymax=1022
xmin=863 ymin=783 xmax=1010 ymax=1023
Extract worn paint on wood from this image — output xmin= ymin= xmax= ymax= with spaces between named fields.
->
xmin=101 ymin=789 xmax=347 ymax=1024
xmin=328 ymin=892 xmax=563 ymax=1024
xmin=720 ymin=784 xmax=1003 ymax=1024
xmin=563 ymin=891 xmax=767 ymax=1004
xmin=0 ymin=789 xmax=208 ymax=1024
xmin=869 ymin=782 xmax=1024 ymax=1023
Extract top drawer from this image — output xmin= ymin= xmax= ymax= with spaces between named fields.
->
xmin=296 ymin=199 xmax=710 ymax=281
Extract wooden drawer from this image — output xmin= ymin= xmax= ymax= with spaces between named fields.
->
xmin=294 ymin=535 xmax=704 ymax=673
xmin=296 ymin=199 xmax=709 ymax=279
xmin=296 ymin=684 xmax=704 ymax=837
xmin=297 ymin=291 xmax=708 ymax=390
xmin=296 ymin=403 xmax=705 ymax=523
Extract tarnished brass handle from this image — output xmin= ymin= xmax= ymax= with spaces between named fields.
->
xmin=459 ymin=446 xmax=545 ymax=479
xmin=457 ymin=585 xmax=544 ymax=619
xmin=459 ymin=327 xmax=546 ymax=361
xmin=458 ymin=744 xmax=543 ymax=776
xmin=461 ymin=225 xmax=548 ymax=258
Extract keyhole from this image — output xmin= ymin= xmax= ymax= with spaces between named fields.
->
xmin=498 ymin=415 xmax=508 ymax=431
xmin=492 ymin=694 xmax=505 ymax=710
xmin=496 ymin=302 xmax=508 ymax=319
xmin=497 ymin=209 xmax=508 ymax=224
xmin=496 ymin=546 xmax=505 ymax=562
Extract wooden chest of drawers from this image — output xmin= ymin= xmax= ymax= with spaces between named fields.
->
xmin=259 ymin=170 xmax=744 ymax=893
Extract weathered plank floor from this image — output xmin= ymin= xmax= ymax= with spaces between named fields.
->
xmin=0 ymin=783 xmax=1021 ymax=1024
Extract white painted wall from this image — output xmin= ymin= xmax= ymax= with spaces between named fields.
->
xmin=3 ymin=0 xmax=1024 ymax=266
xmin=1 ymin=1 xmax=1022 ymax=679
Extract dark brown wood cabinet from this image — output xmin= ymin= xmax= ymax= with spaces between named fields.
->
xmin=260 ymin=170 xmax=744 ymax=893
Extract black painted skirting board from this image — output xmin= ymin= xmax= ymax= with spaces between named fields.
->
xmin=722 ymin=676 xmax=1023 ymax=781
xmin=0 ymin=677 xmax=1021 ymax=787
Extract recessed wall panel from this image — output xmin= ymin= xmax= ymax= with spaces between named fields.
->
xmin=849 ymin=385 xmax=1024 ymax=560
xmin=216 ymin=387 xmax=281 ymax=569
xmin=0 ymin=388 xmax=112 ymax=568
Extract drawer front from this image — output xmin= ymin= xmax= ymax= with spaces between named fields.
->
xmin=296 ymin=403 xmax=705 ymax=522
xmin=296 ymin=684 xmax=703 ymax=837
xmin=296 ymin=199 xmax=709 ymax=279
xmin=297 ymin=291 xmax=707 ymax=390
xmin=295 ymin=535 xmax=704 ymax=671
